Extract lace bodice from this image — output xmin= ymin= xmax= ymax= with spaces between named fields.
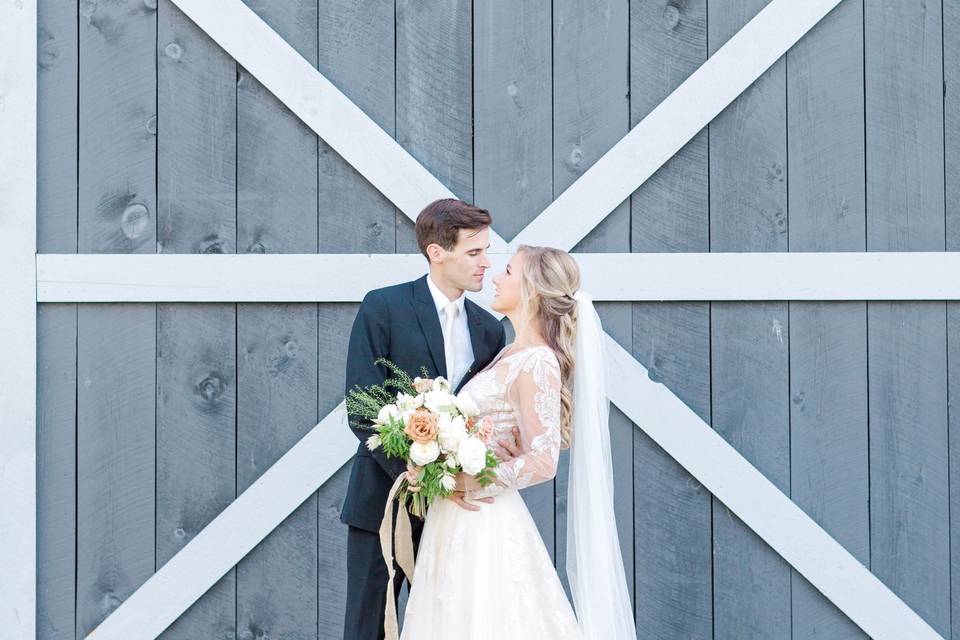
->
xmin=459 ymin=343 xmax=562 ymax=500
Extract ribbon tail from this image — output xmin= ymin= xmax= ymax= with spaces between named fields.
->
xmin=379 ymin=474 xmax=417 ymax=640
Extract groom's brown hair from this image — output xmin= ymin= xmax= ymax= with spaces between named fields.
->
xmin=415 ymin=198 xmax=491 ymax=259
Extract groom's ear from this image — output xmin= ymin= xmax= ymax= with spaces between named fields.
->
xmin=425 ymin=243 xmax=445 ymax=264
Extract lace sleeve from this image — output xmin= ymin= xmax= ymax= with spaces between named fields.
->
xmin=465 ymin=349 xmax=562 ymax=500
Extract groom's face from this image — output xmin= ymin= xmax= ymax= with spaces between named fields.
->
xmin=436 ymin=226 xmax=491 ymax=293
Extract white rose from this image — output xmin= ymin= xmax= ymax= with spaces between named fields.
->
xmin=365 ymin=434 xmax=382 ymax=451
xmin=409 ymin=440 xmax=441 ymax=466
xmin=445 ymin=454 xmax=459 ymax=469
xmin=375 ymin=404 xmax=399 ymax=426
xmin=396 ymin=391 xmax=424 ymax=412
xmin=457 ymin=436 xmax=488 ymax=475
xmin=438 ymin=414 xmax=467 ymax=454
xmin=432 ymin=376 xmax=452 ymax=393
xmin=424 ymin=389 xmax=456 ymax=414
xmin=454 ymin=391 xmax=479 ymax=417
xmin=440 ymin=473 xmax=457 ymax=492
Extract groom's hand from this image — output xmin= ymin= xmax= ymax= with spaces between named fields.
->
xmin=494 ymin=426 xmax=522 ymax=462
xmin=448 ymin=491 xmax=493 ymax=511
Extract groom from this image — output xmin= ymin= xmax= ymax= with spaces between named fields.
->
xmin=340 ymin=198 xmax=513 ymax=640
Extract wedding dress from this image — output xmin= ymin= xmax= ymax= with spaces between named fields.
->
xmin=399 ymin=343 xmax=583 ymax=639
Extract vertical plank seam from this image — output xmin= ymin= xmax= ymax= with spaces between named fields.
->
xmin=626 ymin=0 xmax=636 ymax=622
xmin=74 ymin=2 xmax=81 ymax=638
xmin=784 ymin=36 xmax=793 ymax=640
xmin=940 ymin=0 xmax=952 ymax=632
xmin=861 ymin=0 xmax=872 ymax=574
xmin=706 ymin=3 xmax=716 ymax=639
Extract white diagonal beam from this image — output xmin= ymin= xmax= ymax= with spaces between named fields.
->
xmin=167 ymin=0 xmax=510 ymax=251
xmin=602 ymin=335 xmax=942 ymax=640
xmin=39 ymin=251 xmax=960 ymax=303
xmin=509 ymin=0 xmax=845 ymax=251
xmin=0 ymin=1 xmax=37 ymax=638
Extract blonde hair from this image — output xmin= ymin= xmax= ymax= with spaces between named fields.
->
xmin=515 ymin=244 xmax=580 ymax=449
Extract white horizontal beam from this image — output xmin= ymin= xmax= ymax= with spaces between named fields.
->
xmin=85 ymin=404 xmax=357 ymax=639
xmin=38 ymin=252 xmax=960 ymax=303
xmin=167 ymin=0 xmax=510 ymax=250
xmin=0 ymin=1 xmax=37 ymax=638
xmin=508 ymin=0 xmax=845 ymax=252
xmin=602 ymin=335 xmax=942 ymax=640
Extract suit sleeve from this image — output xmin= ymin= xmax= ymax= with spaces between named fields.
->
xmin=344 ymin=290 xmax=407 ymax=481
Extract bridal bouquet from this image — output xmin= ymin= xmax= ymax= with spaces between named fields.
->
xmin=345 ymin=357 xmax=499 ymax=517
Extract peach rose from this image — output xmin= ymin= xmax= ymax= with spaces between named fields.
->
xmin=412 ymin=377 xmax=433 ymax=393
xmin=476 ymin=415 xmax=495 ymax=443
xmin=404 ymin=407 xmax=439 ymax=443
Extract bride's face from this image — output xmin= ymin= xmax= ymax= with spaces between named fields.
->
xmin=491 ymin=251 xmax=524 ymax=314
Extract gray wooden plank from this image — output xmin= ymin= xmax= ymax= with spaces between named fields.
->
xmin=786 ymin=1 xmax=870 ymax=638
xmin=37 ymin=0 xmax=78 ymax=637
xmin=157 ymin=0 xmax=237 ymax=256
xmin=316 ymin=1 xmax=396 ymax=632
xmin=316 ymin=303 xmax=355 ymax=635
xmin=76 ymin=0 xmax=157 ymax=636
xmin=629 ymin=0 xmax=712 ymax=637
xmin=395 ymin=0 xmax=473 ymax=252
xmin=78 ymin=0 xmax=157 ymax=254
xmin=156 ymin=305 xmax=237 ymax=639
xmin=947 ymin=1 xmax=960 ymax=636
xmin=236 ymin=305 xmax=319 ymax=639
xmin=38 ymin=0 xmax=78 ymax=255
xmin=474 ymin=0 xmax=555 ymax=560
xmin=236 ymin=3 xmax=319 ymax=637
xmin=551 ymin=0 xmax=632 ymax=605
xmin=76 ymin=303 xmax=156 ymax=638
xmin=709 ymin=0 xmax=791 ymax=636
xmin=37 ymin=305 xmax=77 ymax=640
xmin=317 ymin=0 xmax=396 ymax=256
xmin=865 ymin=0 xmax=950 ymax=636
xmin=155 ymin=4 xmax=238 ymax=636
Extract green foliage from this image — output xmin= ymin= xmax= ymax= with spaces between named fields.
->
xmin=472 ymin=449 xmax=500 ymax=486
xmin=344 ymin=357 xmax=418 ymax=431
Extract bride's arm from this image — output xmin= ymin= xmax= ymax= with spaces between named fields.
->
xmin=462 ymin=352 xmax=562 ymax=499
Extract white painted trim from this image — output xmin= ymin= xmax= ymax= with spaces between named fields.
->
xmin=509 ymin=0 xmax=844 ymax=252
xmin=85 ymin=404 xmax=357 ymax=639
xmin=167 ymin=0 xmax=509 ymax=250
xmin=0 ymin=1 xmax=37 ymax=638
xmin=38 ymin=251 xmax=960 ymax=302
xmin=602 ymin=335 xmax=942 ymax=640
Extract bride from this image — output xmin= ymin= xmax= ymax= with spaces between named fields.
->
xmin=397 ymin=245 xmax=636 ymax=639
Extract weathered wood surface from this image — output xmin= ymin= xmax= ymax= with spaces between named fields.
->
xmin=30 ymin=0 xmax=959 ymax=637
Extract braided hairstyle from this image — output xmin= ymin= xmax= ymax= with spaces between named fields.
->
xmin=515 ymin=244 xmax=581 ymax=449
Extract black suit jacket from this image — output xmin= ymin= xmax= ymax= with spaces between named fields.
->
xmin=339 ymin=274 xmax=507 ymax=532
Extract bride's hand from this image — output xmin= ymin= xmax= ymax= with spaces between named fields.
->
xmin=405 ymin=462 xmax=422 ymax=493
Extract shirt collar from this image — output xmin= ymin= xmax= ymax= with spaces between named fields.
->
xmin=426 ymin=273 xmax=466 ymax=316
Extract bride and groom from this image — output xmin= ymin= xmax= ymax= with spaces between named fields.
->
xmin=340 ymin=198 xmax=635 ymax=639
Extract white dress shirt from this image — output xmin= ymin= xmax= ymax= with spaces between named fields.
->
xmin=426 ymin=273 xmax=475 ymax=390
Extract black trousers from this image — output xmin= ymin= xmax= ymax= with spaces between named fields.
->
xmin=342 ymin=519 xmax=424 ymax=640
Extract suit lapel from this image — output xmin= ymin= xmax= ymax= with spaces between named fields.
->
xmin=410 ymin=274 xmax=447 ymax=378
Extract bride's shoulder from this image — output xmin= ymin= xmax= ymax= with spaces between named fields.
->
xmin=505 ymin=344 xmax=559 ymax=370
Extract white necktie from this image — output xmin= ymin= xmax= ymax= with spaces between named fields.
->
xmin=442 ymin=301 xmax=459 ymax=381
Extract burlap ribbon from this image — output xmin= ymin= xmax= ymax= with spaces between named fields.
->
xmin=380 ymin=474 xmax=416 ymax=640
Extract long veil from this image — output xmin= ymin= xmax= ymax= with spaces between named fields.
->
xmin=567 ymin=291 xmax=637 ymax=638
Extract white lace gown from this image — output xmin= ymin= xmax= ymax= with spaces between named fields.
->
xmin=399 ymin=344 xmax=583 ymax=639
